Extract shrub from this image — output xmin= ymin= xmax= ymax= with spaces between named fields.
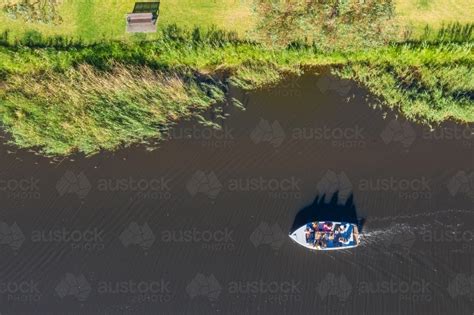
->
xmin=252 ymin=0 xmax=398 ymax=50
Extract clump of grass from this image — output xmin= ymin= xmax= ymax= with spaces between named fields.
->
xmin=409 ymin=22 xmax=474 ymax=43
xmin=2 ymin=0 xmax=63 ymax=25
xmin=416 ymin=0 xmax=431 ymax=10
xmin=338 ymin=42 xmax=474 ymax=124
xmin=1 ymin=64 xmax=225 ymax=155
xmin=251 ymin=0 xmax=399 ymax=50
xmin=229 ymin=60 xmax=301 ymax=90
xmin=437 ymin=23 xmax=474 ymax=43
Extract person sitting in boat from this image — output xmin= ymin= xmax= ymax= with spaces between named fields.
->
xmin=312 ymin=222 xmax=318 ymax=231
xmin=337 ymin=224 xmax=347 ymax=233
xmin=339 ymin=224 xmax=353 ymax=239
xmin=323 ymin=222 xmax=333 ymax=232
xmin=305 ymin=226 xmax=315 ymax=243
xmin=328 ymin=232 xmax=335 ymax=240
xmin=324 ymin=232 xmax=336 ymax=247
xmin=314 ymin=239 xmax=327 ymax=249
xmin=338 ymin=237 xmax=353 ymax=246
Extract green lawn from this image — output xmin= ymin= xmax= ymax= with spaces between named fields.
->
xmin=0 ymin=0 xmax=254 ymax=41
xmin=396 ymin=0 xmax=474 ymax=32
xmin=1 ymin=0 xmax=473 ymax=42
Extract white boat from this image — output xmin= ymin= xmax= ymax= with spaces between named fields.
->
xmin=289 ymin=221 xmax=360 ymax=250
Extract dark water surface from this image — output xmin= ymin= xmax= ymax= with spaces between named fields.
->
xmin=0 ymin=74 xmax=473 ymax=314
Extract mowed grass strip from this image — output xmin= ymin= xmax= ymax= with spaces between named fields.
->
xmin=1 ymin=0 xmax=473 ymax=42
xmin=396 ymin=0 xmax=474 ymax=33
xmin=0 ymin=0 xmax=255 ymax=41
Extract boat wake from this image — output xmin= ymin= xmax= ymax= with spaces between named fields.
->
xmin=357 ymin=209 xmax=474 ymax=252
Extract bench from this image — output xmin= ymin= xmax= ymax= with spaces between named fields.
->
xmin=126 ymin=2 xmax=160 ymax=33
xmin=126 ymin=13 xmax=157 ymax=33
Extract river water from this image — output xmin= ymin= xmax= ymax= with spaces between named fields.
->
xmin=0 ymin=73 xmax=473 ymax=314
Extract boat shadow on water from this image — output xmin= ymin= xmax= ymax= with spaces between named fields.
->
xmin=290 ymin=191 xmax=365 ymax=234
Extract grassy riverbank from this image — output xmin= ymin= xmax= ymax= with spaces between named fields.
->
xmin=0 ymin=25 xmax=472 ymax=156
xmin=0 ymin=1 xmax=473 ymax=156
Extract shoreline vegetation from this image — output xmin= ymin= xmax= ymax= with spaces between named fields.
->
xmin=0 ymin=2 xmax=473 ymax=156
